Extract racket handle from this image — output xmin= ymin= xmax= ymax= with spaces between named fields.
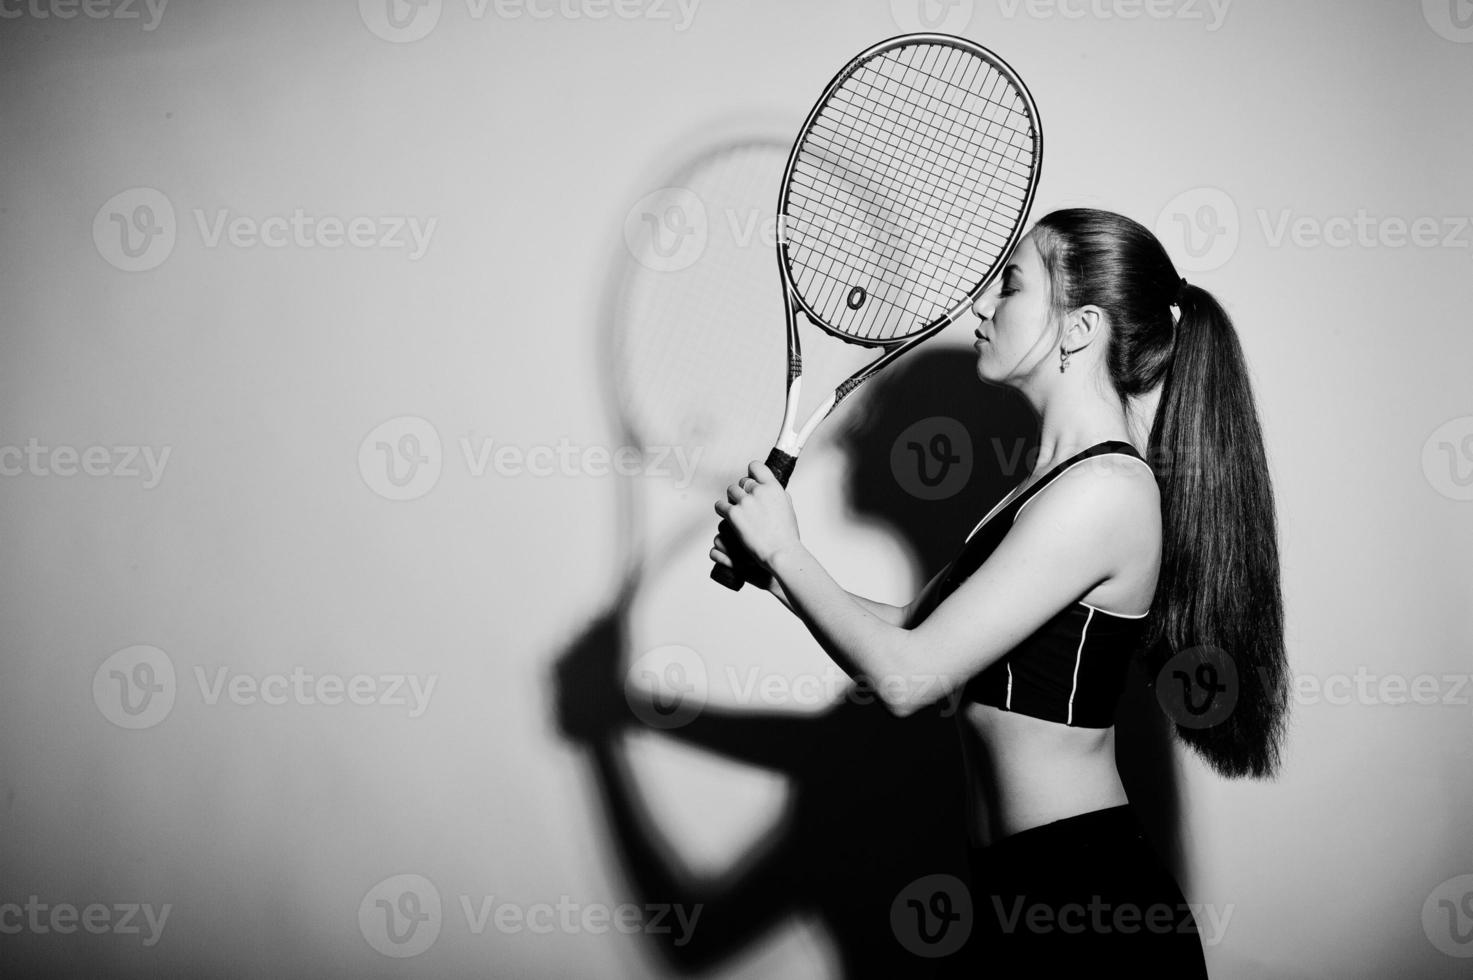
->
xmin=710 ymin=448 xmax=797 ymax=592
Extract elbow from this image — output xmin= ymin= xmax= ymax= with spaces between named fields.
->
xmin=875 ymin=642 xmax=919 ymax=718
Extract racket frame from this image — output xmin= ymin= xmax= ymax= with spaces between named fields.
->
xmin=770 ymin=32 xmax=1043 ymax=459
xmin=713 ymin=33 xmax=1043 ymax=590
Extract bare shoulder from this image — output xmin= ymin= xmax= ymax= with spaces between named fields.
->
xmin=1015 ymin=452 xmax=1160 ymax=543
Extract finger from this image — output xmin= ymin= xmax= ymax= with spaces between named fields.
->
xmin=726 ymin=482 xmax=748 ymax=504
xmin=709 ymin=546 xmax=732 ymax=568
xmin=714 ymin=498 xmax=732 ymax=518
xmin=711 ymin=534 xmax=728 ymax=557
xmin=749 ymin=461 xmax=775 ymax=484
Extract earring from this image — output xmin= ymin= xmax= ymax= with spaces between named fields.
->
xmin=1059 ymin=345 xmax=1071 ymax=373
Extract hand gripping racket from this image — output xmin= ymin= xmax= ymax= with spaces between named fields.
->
xmin=711 ymin=33 xmax=1044 ymax=590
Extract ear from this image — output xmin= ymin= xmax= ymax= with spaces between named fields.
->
xmin=1061 ymin=305 xmax=1105 ymax=351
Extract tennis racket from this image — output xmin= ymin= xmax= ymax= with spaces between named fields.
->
xmin=710 ymin=33 xmax=1043 ymax=590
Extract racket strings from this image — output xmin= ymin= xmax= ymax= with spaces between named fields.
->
xmin=794 ymin=52 xmax=1031 ymax=336
xmin=783 ymin=41 xmax=1038 ymax=343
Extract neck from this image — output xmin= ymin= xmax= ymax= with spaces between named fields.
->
xmin=1021 ymin=368 xmax=1135 ymax=472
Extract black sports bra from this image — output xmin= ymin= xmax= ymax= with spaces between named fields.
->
xmin=918 ymin=440 xmax=1154 ymax=728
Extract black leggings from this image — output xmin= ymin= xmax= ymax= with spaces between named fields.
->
xmin=956 ymin=804 xmax=1210 ymax=976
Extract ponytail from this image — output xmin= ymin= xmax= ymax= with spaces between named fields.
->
xmin=1143 ymin=283 xmax=1289 ymax=778
xmin=1033 ymin=209 xmax=1290 ymax=779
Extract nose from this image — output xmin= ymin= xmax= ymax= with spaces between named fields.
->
xmin=971 ymin=287 xmax=996 ymax=322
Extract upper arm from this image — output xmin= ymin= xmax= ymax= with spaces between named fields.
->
xmin=902 ymin=458 xmax=1153 ymax=704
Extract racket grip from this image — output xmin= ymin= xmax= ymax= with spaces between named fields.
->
xmin=710 ymin=448 xmax=798 ymax=592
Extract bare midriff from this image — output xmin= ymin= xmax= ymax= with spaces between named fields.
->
xmin=956 ymin=701 xmax=1129 ymax=848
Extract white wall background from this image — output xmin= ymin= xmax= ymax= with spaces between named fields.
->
xmin=1 ymin=1 xmax=1471 ymax=977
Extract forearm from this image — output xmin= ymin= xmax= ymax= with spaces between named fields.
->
xmin=767 ymin=544 xmax=914 ymax=713
xmin=770 ymin=577 xmax=908 ymax=626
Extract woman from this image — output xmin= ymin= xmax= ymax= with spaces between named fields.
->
xmin=711 ymin=208 xmax=1290 ymax=972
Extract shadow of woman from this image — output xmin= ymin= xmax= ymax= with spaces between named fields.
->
xmin=549 ymin=346 xmax=1185 ymax=977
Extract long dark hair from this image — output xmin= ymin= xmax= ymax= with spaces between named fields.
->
xmin=1032 ymin=208 xmax=1288 ymax=779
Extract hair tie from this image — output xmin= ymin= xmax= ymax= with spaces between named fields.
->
xmin=1176 ymin=277 xmax=1190 ymax=303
